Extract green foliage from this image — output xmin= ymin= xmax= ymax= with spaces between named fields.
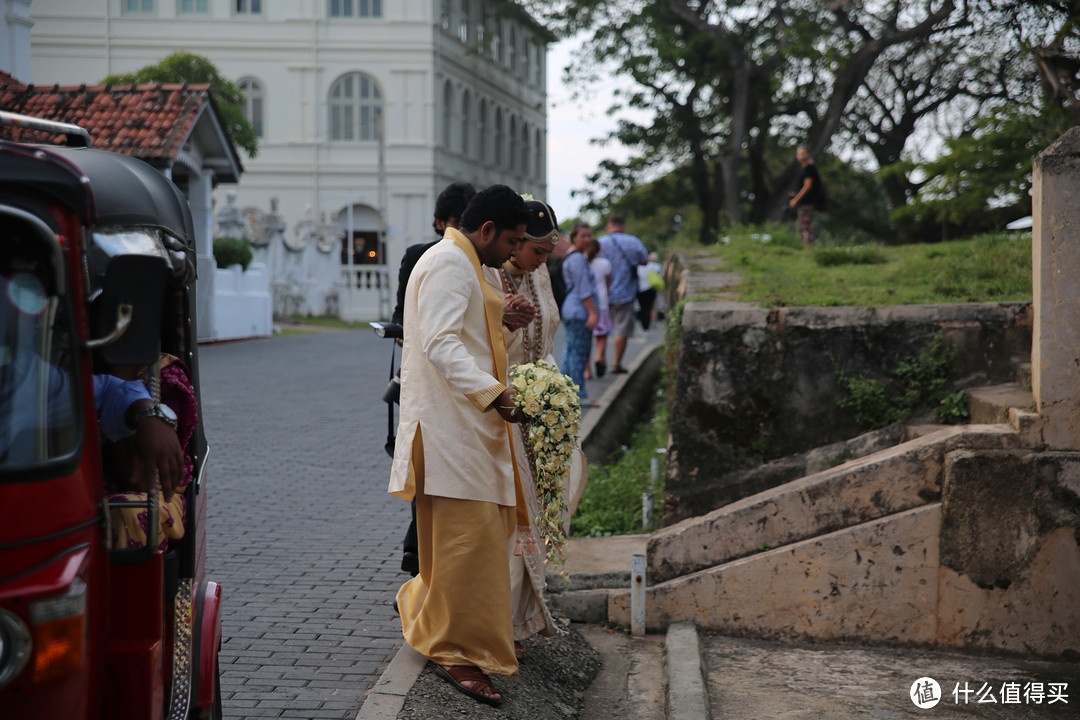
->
xmin=835 ymin=335 xmax=956 ymax=429
xmin=813 ymin=245 xmax=888 ymax=267
xmin=102 ymin=51 xmax=258 ymax=158
xmin=696 ymin=230 xmax=1030 ymax=307
xmin=718 ymin=222 xmax=802 ymax=249
xmin=572 ymin=407 xmax=668 ymax=537
xmin=213 ymin=236 xmax=253 ymax=270
xmin=937 ymin=390 xmax=970 ymax=425
xmin=890 ymin=104 xmax=1055 ymax=236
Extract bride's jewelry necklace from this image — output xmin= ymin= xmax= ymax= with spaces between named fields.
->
xmin=501 ymin=261 xmax=543 ymax=363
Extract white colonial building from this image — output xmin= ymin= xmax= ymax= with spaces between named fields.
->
xmin=26 ymin=0 xmax=551 ymax=321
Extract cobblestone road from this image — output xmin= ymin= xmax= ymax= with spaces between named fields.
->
xmin=198 ymin=330 xmax=410 ymax=720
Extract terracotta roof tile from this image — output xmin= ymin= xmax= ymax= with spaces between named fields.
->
xmin=0 ymin=70 xmax=213 ymax=163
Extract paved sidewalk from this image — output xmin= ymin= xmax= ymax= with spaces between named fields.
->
xmin=199 ymin=330 xmax=410 ymax=719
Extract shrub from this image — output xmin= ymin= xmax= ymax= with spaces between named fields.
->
xmin=214 ymin=236 xmax=253 ymax=270
xmin=813 ymin=245 xmax=888 ymax=267
xmin=572 ymin=406 xmax=668 ymax=537
xmin=834 ymin=334 xmax=956 ymax=428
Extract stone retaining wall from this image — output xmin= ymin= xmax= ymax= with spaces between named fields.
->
xmin=665 ymin=277 xmax=1031 ymax=523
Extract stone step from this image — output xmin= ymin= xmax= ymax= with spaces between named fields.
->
xmin=900 ymin=423 xmax=952 ymax=441
xmin=607 ymin=448 xmax=1080 ymax=657
xmin=966 ymin=383 xmax=1034 ymax=424
xmin=645 ymin=424 xmax=1022 ymax=585
xmin=613 ymin=504 xmax=945 ymax=641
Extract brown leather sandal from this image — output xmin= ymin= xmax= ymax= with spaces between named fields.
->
xmin=434 ymin=664 xmax=503 ymax=706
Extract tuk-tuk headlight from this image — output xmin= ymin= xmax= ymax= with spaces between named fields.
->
xmin=0 ymin=608 xmax=32 ymax=690
xmin=27 ymin=577 xmax=86 ymax=683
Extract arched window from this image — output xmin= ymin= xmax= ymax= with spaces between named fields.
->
xmin=237 ymin=77 xmax=265 ymax=138
xmin=439 ymin=0 xmax=450 ymax=30
xmin=458 ymin=0 xmax=470 ymax=43
xmin=520 ymin=121 xmax=529 ymax=176
xmin=508 ymin=115 xmax=517 ymax=171
xmin=329 ymin=72 xmax=383 ymax=141
xmin=476 ymin=5 xmax=486 ymax=52
xmin=442 ymin=81 xmax=454 ymax=150
xmin=460 ymin=89 xmax=471 ymax=155
xmin=478 ymin=98 xmax=488 ymax=163
xmin=507 ymin=25 xmax=516 ymax=71
xmin=494 ymin=108 xmax=504 ymax=166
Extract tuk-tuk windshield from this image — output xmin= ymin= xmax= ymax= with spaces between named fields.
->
xmin=0 ymin=216 xmax=80 ymax=473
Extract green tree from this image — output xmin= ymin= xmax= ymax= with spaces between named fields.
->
xmin=893 ymin=0 xmax=1080 ymax=235
xmin=102 ymin=51 xmax=258 ymax=159
xmin=528 ymin=0 xmax=970 ymax=243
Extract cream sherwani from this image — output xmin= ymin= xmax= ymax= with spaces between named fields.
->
xmin=389 ymin=228 xmax=519 ymax=676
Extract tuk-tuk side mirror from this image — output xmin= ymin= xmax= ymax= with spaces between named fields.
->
xmin=89 ymin=255 xmax=168 ymax=366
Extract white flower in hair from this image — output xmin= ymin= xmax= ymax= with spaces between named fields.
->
xmin=520 ymin=193 xmax=535 ymax=201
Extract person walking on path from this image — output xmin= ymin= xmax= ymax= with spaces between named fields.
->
xmin=390 ymin=181 xmax=476 ymax=578
xmin=586 ymin=237 xmax=612 ymax=379
xmin=635 ymin=251 xmax=663 ymax=331
xmin=789 ymin=146 xmax=823 ymax=248
xmin=388 ymin=185 xmax=530 ymax=707
xmin=484 ymin=200 xmax=589 ymax=650
xmin=560 ymin=223 xmax=600 ymax=406
xmin=597 ymin=214 xmax=648 ymax=373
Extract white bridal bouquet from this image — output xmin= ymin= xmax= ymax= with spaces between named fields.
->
xmin=508 ymin=359 xmax=582 ymax=567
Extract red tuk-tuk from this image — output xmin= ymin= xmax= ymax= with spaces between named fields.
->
xmin=0 ymin=112 xmax=222 ymax=719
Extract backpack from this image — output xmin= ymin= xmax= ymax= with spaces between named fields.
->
xmin=817 ymin=178 xmax=828 ymax=212
xmin=548 ymin=256 xmax=567 ymax=311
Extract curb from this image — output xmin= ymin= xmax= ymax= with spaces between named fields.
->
xmin=665 ymin=622 xmax=711 ymax=720
xmin=580 ymin=340 xmax=664 ymax=466
xmin=354 ymin=642 xmax=427 ymax=720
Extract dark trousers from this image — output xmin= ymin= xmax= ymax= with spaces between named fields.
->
xmin=402 ymin=501 xmax=419 ymax=576
xmin=637 ymin=288 xmax=657 ymax=330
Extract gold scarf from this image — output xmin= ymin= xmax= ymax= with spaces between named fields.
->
xmin=448 ymin=230 xmax=530 ymax=529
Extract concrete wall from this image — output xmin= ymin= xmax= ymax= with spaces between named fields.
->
xmin=211 ymin=263 xmax=273 ymax=342
xmin=665 ymin=295 xmax=1032 ymax=523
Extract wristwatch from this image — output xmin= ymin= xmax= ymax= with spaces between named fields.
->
xmin=133 ymin=403 xmax=178 ymax=430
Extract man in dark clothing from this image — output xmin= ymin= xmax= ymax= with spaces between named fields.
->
xmin=788 ymin=146 xmax=822 ymax=248
xmin=391 ymin=181 xmax=477 ymax=326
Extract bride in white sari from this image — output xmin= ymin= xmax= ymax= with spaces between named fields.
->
xmin=484 ymin=199 xmax=589 ymax=646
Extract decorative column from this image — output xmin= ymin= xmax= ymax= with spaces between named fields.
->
xmin=1031 ymin=127 xmax=1080 ymax=450
xmin=189 ymin=168 xmax=217 ymax=342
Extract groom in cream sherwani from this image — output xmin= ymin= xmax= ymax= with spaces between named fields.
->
xmin=388 ymin=184 xmax=530 ymax=707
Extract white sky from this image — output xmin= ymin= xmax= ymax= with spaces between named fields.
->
xmin=543 ymin=36 xmax=640 ymax=223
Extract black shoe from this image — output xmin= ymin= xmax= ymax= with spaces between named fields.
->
xmin=401 ymin=551 xmax=419 ymax=576
xmin=612 ymin=365 xmax=628 ymax=374
xmin=595 ymin=360 xmax=606 ymax=378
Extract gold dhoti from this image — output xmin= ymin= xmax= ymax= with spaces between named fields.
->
xmin=395 ymin=431 xmax=519 ymax=676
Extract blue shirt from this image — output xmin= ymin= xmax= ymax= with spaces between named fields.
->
xmin=598 ymin=232 xmax=649 ymax=305
xmin=0 ymin=354 xmax=151 ymax=462
xmin=559 ymin=250 xmax=597 ymax=322
xmin=94 ymin=374 xmax=153 ymax=442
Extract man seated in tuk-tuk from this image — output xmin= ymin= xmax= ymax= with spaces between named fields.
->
xmin=1 ymin=250 xmax=188 ymax=544
xmin=102 ymin=353 xmax=198 ymax=550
